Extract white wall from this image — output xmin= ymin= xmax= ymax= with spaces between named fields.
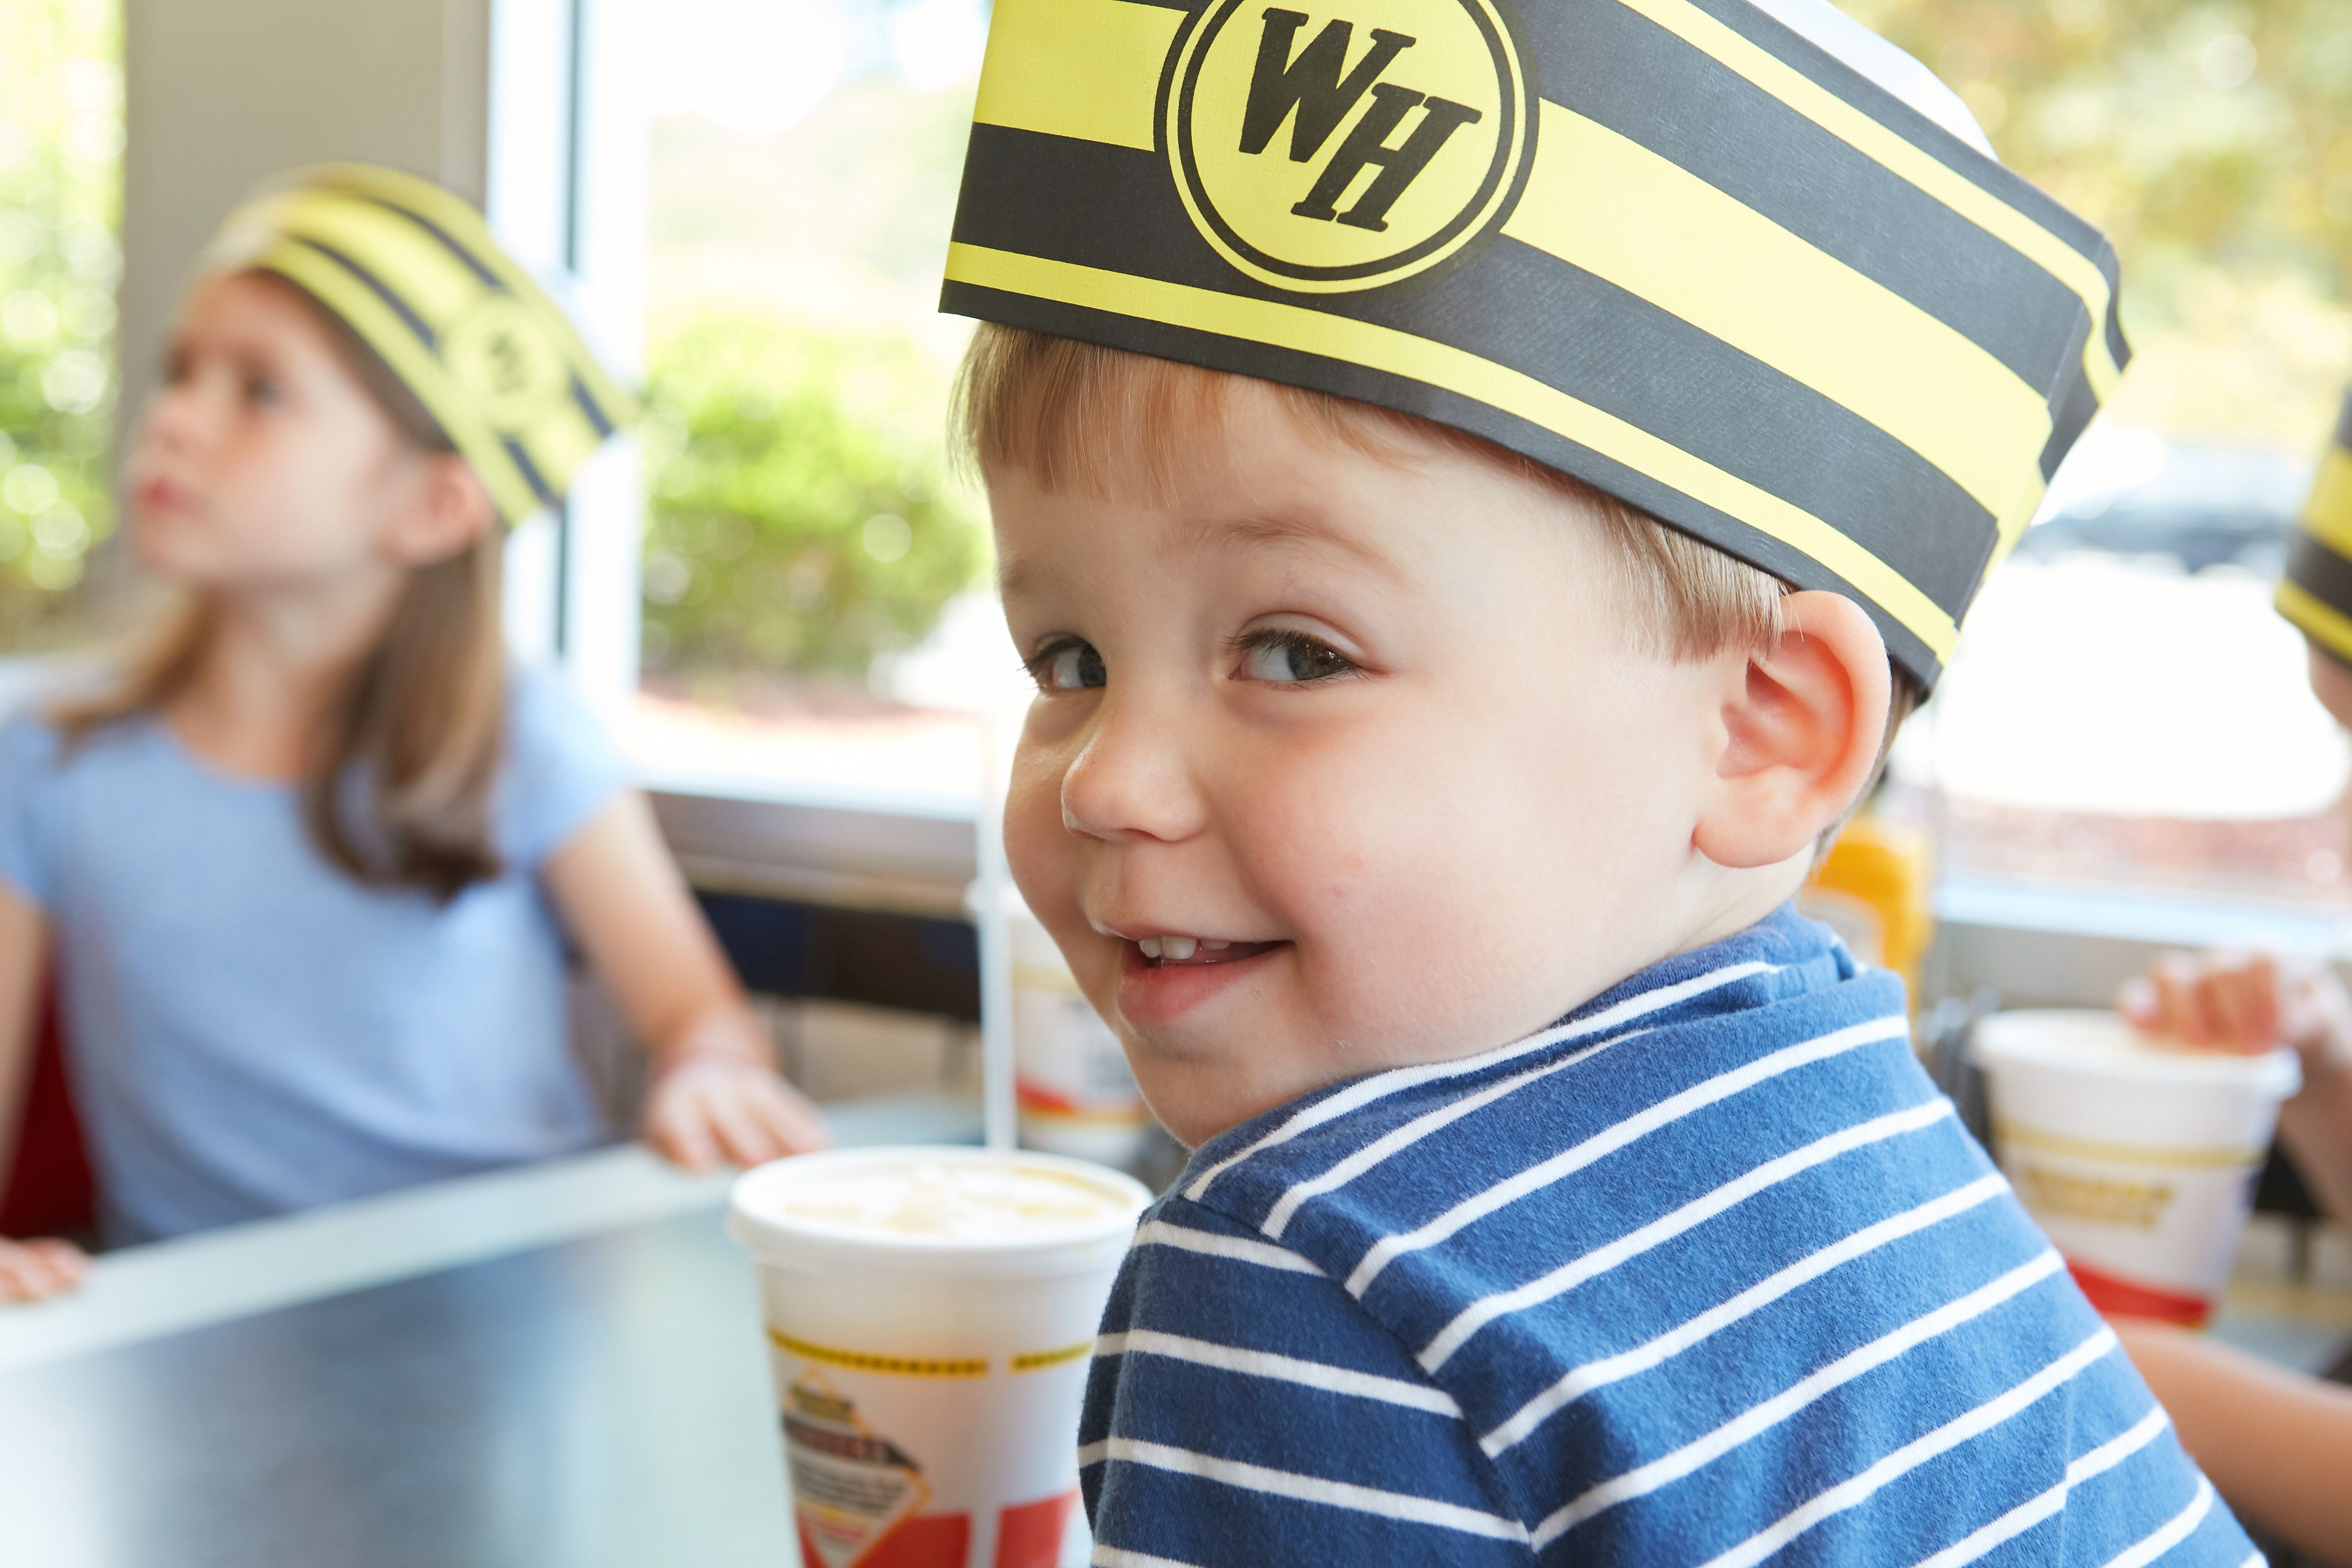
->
xmin=120 ymin=0 xmax=492 ymax=446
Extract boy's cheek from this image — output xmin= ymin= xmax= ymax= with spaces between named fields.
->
xmin=1001 ymin=755 xmax=1112 ymax=987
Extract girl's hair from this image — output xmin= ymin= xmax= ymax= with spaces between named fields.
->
xmin=54 ymin=271 xmax=509 ymax=902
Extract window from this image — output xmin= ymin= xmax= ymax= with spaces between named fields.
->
xmin=620 ymin=0 xmax=1015 ymax=809
xmin=1850 ymin=0 xmax=2352 ymax=915
xmin=0 ymin=0 xmax=119 ymax=654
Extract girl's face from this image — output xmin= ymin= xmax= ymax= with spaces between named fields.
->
xmin=127 ymin=271 xmax=457 ymax=595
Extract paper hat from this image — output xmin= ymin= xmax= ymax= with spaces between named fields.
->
xmin=2278 ymin=393 xmax=2352 ymax=666
xmin=206 ymin=164 xmax=636 ymax=525
xmin=941 ymin=0 xmax=2127 ymax=686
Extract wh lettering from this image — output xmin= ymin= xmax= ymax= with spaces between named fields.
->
xmin=1240 ymin=8 xmax=1484 ymax=233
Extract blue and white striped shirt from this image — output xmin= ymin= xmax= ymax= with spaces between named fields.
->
xmin=1081 ymin=906 xmax=2255 ymax=1566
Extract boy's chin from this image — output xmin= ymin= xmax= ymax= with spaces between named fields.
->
xmin=1126 ymin=1038 xmax=1330 ymax=1151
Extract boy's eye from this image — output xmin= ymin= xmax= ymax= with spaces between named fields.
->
xmin=1237 ymin=629 xmax=1357 ymax=685
xmin=1031 ymin=638 xmax=1106 ymax=691
xmin=243 ymin=377 xmax=281 ymax=407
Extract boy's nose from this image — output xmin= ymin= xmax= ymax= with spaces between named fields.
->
xmin=1059 ymin=693 xmax=1208 ymax=846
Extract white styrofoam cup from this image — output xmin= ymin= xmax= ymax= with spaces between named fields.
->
xmin=728 ymin=1146 xmax=1150 ymax=1568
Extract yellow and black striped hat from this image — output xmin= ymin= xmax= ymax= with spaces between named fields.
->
xmin=206 ymin=164 xmax=636 ymax=526
xmin=2279 ymin=393 xmax=2352 ymax=666
xmin=941 ymin=0 xmax=2127 ymax=687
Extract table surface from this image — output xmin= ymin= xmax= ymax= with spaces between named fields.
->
xmin=0 ymin=1091 xmax=2345 ymax=1568
xmin=0 ymin=1091 xmax=983 ymax=1568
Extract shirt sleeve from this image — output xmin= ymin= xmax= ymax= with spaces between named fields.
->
xmin=0 ymin=711 xmax=65 ymax=910
xmin=1081 ymin=1199 xmax=1532 ymax=1567
xmin=496 ymin=663 xmax=634 ymax=871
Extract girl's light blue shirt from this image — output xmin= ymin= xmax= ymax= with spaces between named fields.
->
xmin=0 ymin=664 xmax=630 ymax=1244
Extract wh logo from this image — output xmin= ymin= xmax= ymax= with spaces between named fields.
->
xmin=1240 ymin=9 xmax=1484 ymax=233
xmin=1165 ymin=0 xmax=1528 ymax=291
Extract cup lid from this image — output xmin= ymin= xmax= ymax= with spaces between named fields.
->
xmin=1972 ymin=1009 xmax=2302 ymax=1098
xmin=727 ymin=1145 xmax=1152 ymax=1275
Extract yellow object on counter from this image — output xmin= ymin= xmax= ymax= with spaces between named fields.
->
xmin=1801 ymin=813 xmax=1935 ymax=1000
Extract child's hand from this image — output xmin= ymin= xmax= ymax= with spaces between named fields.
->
xmin=0 ymin=1236 xmax=87 ymax=1303
xmin=644 ymin=1050 xmax=831 ymax=1171
xmin=2119 ymin=950 xmax=2351 ymax=1064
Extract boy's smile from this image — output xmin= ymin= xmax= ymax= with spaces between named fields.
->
xmin=990 ymin=382 xmax=1798 ymax=1147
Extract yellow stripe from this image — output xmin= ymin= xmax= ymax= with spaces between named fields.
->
xmin=973 ymin=0 xmax=1180 ymax=152
xmin=2299 ymin=446 xmax=2352 ymax=560
xmin=1991 ymin=470 xmax=2049 ymax=565
xmin=1014 ymin=961 xmax=1083 ymax=994
xmin=1994 ymin=1120 xmax=2263 ymax=1172
xmin=950 ymin=241 xmax=1959 ymax=659
xmin=1504 ymin=102 xmax=2048 ymax=525
xmin=1010 ymin=1339 xmax=1095 ymax=1372
xmin=258 ymin=242 xmax=543 ymax=523
xmin=1614 ymin=0 xmax=2120 ymax=403
xmin=2277 ymin=578 xmax=2352 ymax=667
xmin=768 ymin=1326 xmax=989 ymax=1378
xmin=282 ymin=195 xmax=485 ymax=328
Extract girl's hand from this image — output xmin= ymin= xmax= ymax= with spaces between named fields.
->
xmin=0 ymin=1236 xmax=87 ymax=1303
xmin=543 ymin=792 xmax=833 ymax=1170
xmin=2119 ymin=950 xmax=2351 ymax=1062
xmin=644 ymin=1050 xmax=831 ymax=1171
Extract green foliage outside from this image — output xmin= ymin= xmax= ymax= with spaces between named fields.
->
xmin=638 ymin=313 xmax=983 ymax=681
xmin=0 ymin=0 xmax=119 ymax=650
xmin=1849 ymin=0 xmax=2352 ymax=446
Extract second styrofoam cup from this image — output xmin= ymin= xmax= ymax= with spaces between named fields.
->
xmin=1973 ymin=1009 xmax=2299 ymax=1324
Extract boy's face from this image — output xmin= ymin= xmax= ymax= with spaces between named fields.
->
xmin=993 ymin=383 xmax=1745 ymax=1147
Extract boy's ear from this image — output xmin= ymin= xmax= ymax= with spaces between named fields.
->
xmin=1692 ymin=590 xmax=1892 ymax=870
xmin=384 ymin=453 xmax=498 ymax=567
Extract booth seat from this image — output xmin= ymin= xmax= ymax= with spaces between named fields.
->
xmin=0 ymin=979 xmax=94 ymax=1240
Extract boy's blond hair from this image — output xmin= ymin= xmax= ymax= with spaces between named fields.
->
xmin=957 ymin=324 xmax=1917 ymax=828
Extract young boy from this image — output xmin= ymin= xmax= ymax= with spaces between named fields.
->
xmin=945 ymin=0 xmax=2256 ymax=1560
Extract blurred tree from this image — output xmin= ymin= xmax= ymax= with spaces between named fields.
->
xmin=0 ymin=0 xmax=119 ymax=649
xmin=1847 ymin=0 xmax=2352 ymax=445
xmin=639 ymin=313 xmax=983 ymax=682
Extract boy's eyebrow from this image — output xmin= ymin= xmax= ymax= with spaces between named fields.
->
xmin=1184 ymin=512 xmax=1406 ymax=580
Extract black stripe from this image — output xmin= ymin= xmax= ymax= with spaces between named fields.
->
xmin=952 ymin=124 xmax=1997 ymax=614
xmin=2037 ymin=309 xmax=2096 ymax=483
xmin=2287 ymin=532 xmax=2352 ymax=624
xmin=1526 ymin=0 xmax=2085 ymax=397
xmin=945 ymin=277 xmax=1944 ymax=686
xmin=1671 ymin=0 xmax=2123 ymax=294
xmin=505 ymin=436 xmax=558 ymax=508
xmin=285 ymin=236 xmax=439 ymax=350
xmin=572 ymin=375 xmax=615 ymax=441
xmin=362 ymin=195 xmax=505 ymax=290
xmin=2332 ymin=388 xmax=2352 ymax=456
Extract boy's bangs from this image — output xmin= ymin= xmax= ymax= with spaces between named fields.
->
xmin=956 ymin=324 xmax=1786 ymax=664
xmin=956 ymin=324 xmax=1419 ymax=508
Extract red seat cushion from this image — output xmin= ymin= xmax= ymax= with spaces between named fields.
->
xmin=0 ymin=977 xmax=94 ymax=1239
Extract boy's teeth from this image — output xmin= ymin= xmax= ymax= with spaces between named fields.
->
xmin=1138 ymin=936 xmax=1162 ymax=960
xmin=1201 ymin=940 xmax=1229 ymax=951
xmin=1162 ymin=936 xmax=1199 ymax=961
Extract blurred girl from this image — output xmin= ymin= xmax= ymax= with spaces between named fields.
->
xmin=2102 ymin=392 xmax=2352 ymax=1564
xmin=0 ymin=166 xmax=825 ymax=1299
